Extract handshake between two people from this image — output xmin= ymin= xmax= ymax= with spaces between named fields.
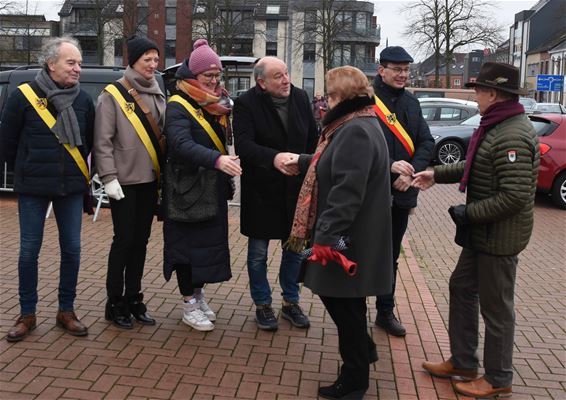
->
xmin=393 ymin=160 xmax=437 ymax=192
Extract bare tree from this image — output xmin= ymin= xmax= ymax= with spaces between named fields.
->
xmin=292 ymin=0 xmax=371 ymax=85
xmin=192 ymin=0 xmax=259 ymax=56
xmin=403 ymin=0 xmax=503 ymax=88
xmin=0 ymin=1 xmax=18 ymax=13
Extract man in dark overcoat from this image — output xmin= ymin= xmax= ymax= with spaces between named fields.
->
xmin=372 ymin=46 xmax=434 ymax=336
xmin=233 ymin=56 xmax=318 ymax=331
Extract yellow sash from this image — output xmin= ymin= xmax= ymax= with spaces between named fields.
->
xmin=168 ymin=95 xmax=227 ymax=155
xmin=18 ymin=83 xmax=90 ymax=184
xmin=373 ymin=95 xmax=415 ymax=157
xmin=104 ymin=84 xmax=161 ymax=179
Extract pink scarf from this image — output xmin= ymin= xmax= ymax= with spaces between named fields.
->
xmin=459 ymin=100 xmax=524 ymax=192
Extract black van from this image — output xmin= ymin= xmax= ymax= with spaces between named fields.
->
xmin=0 ymin=65 xmax=164 ymax=191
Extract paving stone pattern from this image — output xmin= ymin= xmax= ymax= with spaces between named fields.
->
xmin=0 ymin=186 xmax=564 ymax=399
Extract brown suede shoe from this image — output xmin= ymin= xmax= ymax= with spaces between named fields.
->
xmin=422 ymin=359 xmax=477 ymax=380
xmin=6 ymin=315 xmax=36 ymax=342
xmin=454 ymin=376 xmax=512 ymax=398
xmin=56 ymin=311 xmax=88 ymax=337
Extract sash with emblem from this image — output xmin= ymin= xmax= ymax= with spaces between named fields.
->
xmin=372 ymin=95 xmax=415 ymax=157
xmin=18 ymin=83 xmax=90 ymax=184
xmin=104 ymin=82 xmax=164 ymax=180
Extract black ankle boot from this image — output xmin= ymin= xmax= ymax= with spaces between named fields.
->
xmin=128 ymin=293 xmax=156 ymax=325
xmin=318 ymin=380 xmax=368 ymax=399
xmin=375 ymin=311 xmax=406 ymax=337
xmin=105 ymin=299 xmax=133 ymax=329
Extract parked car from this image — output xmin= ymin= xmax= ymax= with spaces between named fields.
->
xmin=430 ymin=113 xmax=480 ymax=164
xmin=0 ymin=65 xmax=165 ymax=192
xmin=531 ymin=114 xmax=566 ymax=209
xmin=533 ymin=102 xmax=566 ymax=114
xmin=419 ymin=97 xmax=479 ymax=126
xmin=519 ymin=96 xmax=537 ymax=113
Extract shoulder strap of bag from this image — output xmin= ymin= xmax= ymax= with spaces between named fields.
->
xmin=18 ymin=83 xmax=90 ymax=184
xmin=120 ymin=78 xmax=165 ymax=154
xmin=104 ymin=82 xmax=162 ymax=180
xmin=168 ymin=94 xmax=227 ymax=155
xmin=372 ymin=94 xmax=415 ymax=157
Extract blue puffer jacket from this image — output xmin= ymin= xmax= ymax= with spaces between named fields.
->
xmin=0 ymin=81 xmax=95 ymax=196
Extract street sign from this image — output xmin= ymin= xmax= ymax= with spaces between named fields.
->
xmin=536 ymin=74 xmax=564 ymax=92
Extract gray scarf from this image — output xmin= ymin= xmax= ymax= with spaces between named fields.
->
xmin=35 ymin=69 xmax=82 ymax=148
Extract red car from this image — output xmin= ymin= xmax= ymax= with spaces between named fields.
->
xmin=531 ymin=114 xmax=566 ymax=209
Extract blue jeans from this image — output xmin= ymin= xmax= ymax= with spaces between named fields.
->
xmin=246 ymin=238 xmax=302 ymax=305
xmin=18 ymin=193 xmax=83 ymax=315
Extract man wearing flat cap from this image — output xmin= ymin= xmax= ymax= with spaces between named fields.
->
xmin=413 ymin=62 xmax=540 ymax=398
xmin=371 ymin=46 xmax=434 ymax=337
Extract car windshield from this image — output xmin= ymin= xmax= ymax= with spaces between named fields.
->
xmin=461 ymin=114 xmax=481 ymax=126
xmin=519 ymin=97 xmax=536 ymax=109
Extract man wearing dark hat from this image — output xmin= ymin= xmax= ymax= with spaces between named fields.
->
xmin=413 ymin=62 xmax=540 ymax=398
xmin=371 ymin=46 xmax=434 ymax=337
xmin=94 ymin=35 xmax=165 ymax=329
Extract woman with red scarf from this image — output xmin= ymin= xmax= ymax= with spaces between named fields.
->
xmin=286 ymin=66 xmax=393 ymax=400
xmin=163 ymin=39 xmax=242 ymax=332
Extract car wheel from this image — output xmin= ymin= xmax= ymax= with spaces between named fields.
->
xmin=551 ymin=171 xmax=566 ymax=210
xmin=437 ymin=140 xmax=464 ymax=165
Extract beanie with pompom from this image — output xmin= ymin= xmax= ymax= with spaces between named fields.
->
xmin=189 ymin=39 xmax=223 ymax=75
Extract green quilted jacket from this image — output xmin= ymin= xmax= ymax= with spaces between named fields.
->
xmin=434 ymin=113 xmax=540 ymax=256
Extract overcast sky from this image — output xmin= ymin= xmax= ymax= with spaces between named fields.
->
xmin=13 ymin=0 xmax=539 ymax=62
xmin=371 ymin=0 xmax=539 ymax=60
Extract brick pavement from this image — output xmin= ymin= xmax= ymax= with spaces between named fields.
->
xmin=0 ymin=186 xmax=563 ymax=399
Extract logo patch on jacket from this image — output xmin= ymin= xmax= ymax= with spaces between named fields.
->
xmin=125 ymin=102 xmax=135 ymax=114
xmin=36 ymin=98 xmax=48 ymax=110
xmin=386 ymin=113 xmax=397 ymax=125
xmin=507 ymin=150 xmax=517 ymax=162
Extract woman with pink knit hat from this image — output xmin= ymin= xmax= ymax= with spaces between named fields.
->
xmin=162 ymin=39 xmax=241 ymax=331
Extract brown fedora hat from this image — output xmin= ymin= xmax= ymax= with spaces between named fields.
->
xmin=465 ymin=62 xmax=527 ymax=95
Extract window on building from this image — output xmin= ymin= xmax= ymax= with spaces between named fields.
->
xmin=304 ymin=43 xmax=315 ymax=62
xmin=227 ymin=77 xmax=251 ymax=93
xmin=337 ymin=11 xmax=353 ymax=30
xmin=266 ymin=42 xmax=277 ymax=56
xmin=527 ymin=63 xmax=537 ymax=76
xmin=266 ymin=19 xmax=278 ymax=31
xmin=76 ymin=9 xmax=95 ymax=23
xmin=304 ymin=10 xmax=316 ymax=29
xmin=165 ymin=40 xmax=175 ymax=58
xmin=138 ymin=6 xmax=148 ymax=26
xmin=355 ymin=12 xmax=367 ymax=32
xmin=219 ymin=40 xmax=253 ymax=56
xmin=266 ymin=5 xmax=280 ymax=14
xmin=79 ymin=37 xmax=97 ymax=57
xmin=472 ymin=56 xmax=480 ymax=62
xmin=303 ymin=78 xmax=314 ymax=100
xmin=114 ymin=38 xmax=123 ymax=57
xmin=333 ymin=44 xmax=352 ymax=66
xmin=453 ymin=79 xmax=461 ymax=86
xmin=166 ymin=7 xmax=176 ymax=25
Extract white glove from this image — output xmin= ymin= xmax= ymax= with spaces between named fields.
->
xmin=104 ymin=179 xmax=125 ymax=201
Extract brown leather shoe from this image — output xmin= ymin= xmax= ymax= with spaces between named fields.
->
xmin=56 ymin=311 xmax=88 ymax=337
xmin=422 ymin=359 xmax=477 ymax=380
xmin=454 ymin=376 xmax=512 ymax=398
xmin=6 ymin=315 xmax=36 ymax=342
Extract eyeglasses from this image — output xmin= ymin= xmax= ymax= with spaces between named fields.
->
xmin=201 ymin=72 xmax=222 ymax=81
xmin=385 ymin=66 xmax=410 ymax=75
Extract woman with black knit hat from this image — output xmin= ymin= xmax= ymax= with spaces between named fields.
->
xmin=162 ymin=39 xmax=241 ymax=331
xmin=94 ymin=35 xmax=166 ymax=329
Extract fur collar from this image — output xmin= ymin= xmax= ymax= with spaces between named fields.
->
xmin=322 ymin=96 xmax=374 ymax=127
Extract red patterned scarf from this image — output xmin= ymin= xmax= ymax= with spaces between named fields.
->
xmin=459 ymin=100 xmax=524 ymax=192
xmin=285 ymin=107 xmax=376 ymax=252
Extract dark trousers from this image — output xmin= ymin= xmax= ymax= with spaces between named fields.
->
xmin=376 ymin=205 xmax=410 ymax=314
xmin=448 ymin=248 xmax=518 ymax=387
xmin=106 ymin=181 xmax=157 ymax=301
xmin=175 ymin=265 xmax=202 ymax=297
xmin=320 ymin=296 xmax=374 ymax=388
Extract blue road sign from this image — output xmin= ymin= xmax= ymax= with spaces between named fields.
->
xmin=537 ymin=75 xmax=564 ymax=92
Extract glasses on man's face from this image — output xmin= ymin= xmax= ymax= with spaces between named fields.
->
xmin=385 ymin=66 xmax=410 ymax=75
xmin=201 ymin=72 xmax=222 ymax=82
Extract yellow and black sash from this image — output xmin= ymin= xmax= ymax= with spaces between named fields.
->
xmin=168 ymin=95 xmax=227 ymax=155
xmin=104 ymin=83 xmax=164 ymax=179
xmin=18 ymin=83 xmax=90 ymax=184
xmin=373 ymin=95 xmax=415 ymax=157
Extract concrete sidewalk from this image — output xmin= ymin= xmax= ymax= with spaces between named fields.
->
xmin=1 ymin=187 xmax=564 ymax=399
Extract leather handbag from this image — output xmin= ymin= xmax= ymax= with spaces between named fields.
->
xmin=164 ymin=161 xmax=218 ymax=223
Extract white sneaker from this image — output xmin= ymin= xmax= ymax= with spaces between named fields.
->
xmin=197 ymin=297 xmax=216 ymax=322
xmin=182 ymin=302 xmax=214 ymax=331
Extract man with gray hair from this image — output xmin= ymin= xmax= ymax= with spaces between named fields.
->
xmin=0 ymin=36 xmax=94 ymax=342
xmin=233 ymin=56 xmax=318 ymax=331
